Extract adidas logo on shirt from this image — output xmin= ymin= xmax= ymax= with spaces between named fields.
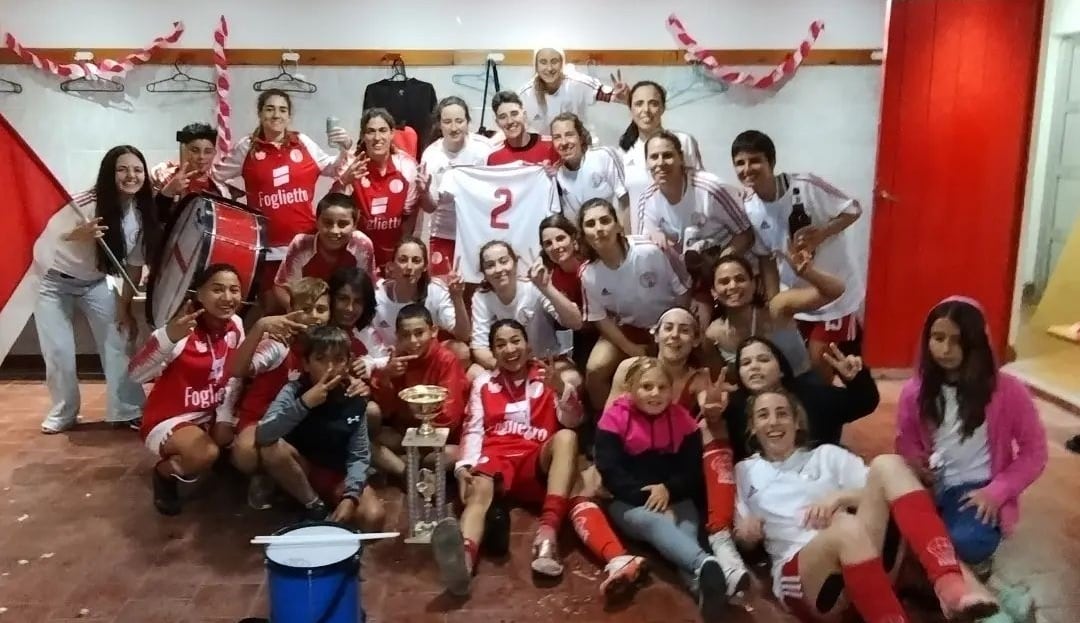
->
xmin=272 ymin=165 xmax=290 ymax=188
xmin=601 ymin=288 xmax=611 ymax=295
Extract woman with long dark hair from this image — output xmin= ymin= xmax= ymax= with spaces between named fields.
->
xmin=36 ymin=145 xmax=161 ymax=433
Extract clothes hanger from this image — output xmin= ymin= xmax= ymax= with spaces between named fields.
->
xmin=386 ymin=55 xmax=408 ymax=81
xmin=0 ymin=76 xmax=22 ymax=94
xmin=666 ymin=62 xmax=727 ymax=108
xmin=60 ymin=75 xmax=124 ymax=93
xmin=253 ymin=59 xmax=317 ymax=93
xmin=146 ymin=63 xmax=216 ymax=93
xmin=451 ymin=52 xmax=503 ymax=94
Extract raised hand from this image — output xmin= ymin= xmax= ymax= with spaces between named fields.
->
xmin=610 ymin=69 xmax=629 ymax=102
xmin=436 ymin=257 xmax=466 ymax=300
xmin=782 ymin=242 xmax=814 ymax=275
xmin=700 ymin=373 xmax=737 ymax=422
xmin=301 ymin=367 xmax=344 ymax=409
xmin=340 ymin=155 xmax=370 ymax=186
xmin=528 ymin=258 xmax=551 ymax=290
xmin=66 ymin=217 xmax=107 ymax=243
xmin=257 ymin=310 xmax=310 ymax=343
xmin=165 ymin=301 xmax=203 ymax=343
xmin=345 ymin=375 xmax=371 ymax=398
xmin=793 ymin=225 xmax=826 ymax=253
xmin=821 ymin=342 xmax=863 ymax=381
xmin=350 ymin=356 xmax=369 ymax=380
xmin=327 ymin=126 xmax=354 ymax=151
xmin=161 ymin=162 xmax=198 ymax=199
xmin=415 ymin=162 xmax=431 ymax=193
xmin=385 ymin=346 xmax=419 ymax=378
xmin=535 ymin=356 xmax=565 ymax=397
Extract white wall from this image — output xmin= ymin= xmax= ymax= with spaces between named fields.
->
xmin=0 ymin=0 xmax=886 ymax=356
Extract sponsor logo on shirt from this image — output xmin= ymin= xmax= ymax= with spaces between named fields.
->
xmin=371 ymin=197 xmax=388 ymax=215
xmin=591 ymin=172 xmax=604 ymax=188
xmin=289 ymin=148 xmax=304 ymax=163
xmin=184 ymin=385 xmax=226 ymax=410
xmin=366 ymin=215 xmax=401 ymax=231
xmin=492 ymin=419 xmax=549 ymax=443
xmin=259 ymin=187 xmax=312 ymax=211
xmin=254 ymin=151 xmax=267 ymax=161
xmin=272 ymin=165 xmax=290 ymax=188
xmin=388 ymin=178 xmax=405 ymax=194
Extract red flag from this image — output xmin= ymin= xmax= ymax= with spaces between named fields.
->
xmin=0 ymin=113 xmax=73 ymax=362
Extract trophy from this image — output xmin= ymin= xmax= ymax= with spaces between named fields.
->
xmin=398 ymin=385 xmax=452 ymax=544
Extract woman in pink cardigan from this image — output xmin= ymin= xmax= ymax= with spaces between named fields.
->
xmin=896 ymin=296 xmax=1047 ymax=573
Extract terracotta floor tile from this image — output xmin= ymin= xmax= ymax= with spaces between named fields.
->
xmin=113 ymin=598 xmax=192 ymax=623
xmin=0 ymin=603 xmax=53 ymax=623
xmin=189 ymin=582 xmax=260 ymax=618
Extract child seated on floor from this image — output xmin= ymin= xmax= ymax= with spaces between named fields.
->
xmin=254 ymin=325 xmax=384 ymax=530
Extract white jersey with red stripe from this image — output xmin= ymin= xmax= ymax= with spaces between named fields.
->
xmin=470 ymin=281 xmax=570 ymax=358
xmin=371 ymin=278 xmax=458 ymax=346
xmin=744 ymin=173 xmax=865 ymax=321
xmin=518 ymin=68 xmax=612 ymax=131
xmin=273 ymin=231 xmax=377 ymax=288
xmin=636 ymin=169 xmax=752 ymax=254
xmin=556 ymin=146 xmax=627 ymax=224
xmin=438 ymin=164 xmax=560 ymax=283
xmin=734 ymin=445 xmax=868 ymax=600
xmin=421 ymin=135 xmax=495 ymax=241
xmin=622 ymin=130 xmax=703 ymax=231
xmin=581 ymin=237 xmax=688 ymax=329
xmin=349 ymin=325 xmax=391 ymax=372
xmin=129 ymin=316 xmax=245 ymax=434
xmin=456 ymin=362 xmax=581 ymax=470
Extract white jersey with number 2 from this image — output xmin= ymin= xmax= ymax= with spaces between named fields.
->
xmin=440 ymin=164 xmax=560 ymax=283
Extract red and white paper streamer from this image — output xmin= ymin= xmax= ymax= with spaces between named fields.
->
xmin=2 ymin=21 xmax=185 ymax=80
xmin=666 ymin=14 xmax=824 ymax=90
xmin=212 ymin=15 xmax=232 ymax=161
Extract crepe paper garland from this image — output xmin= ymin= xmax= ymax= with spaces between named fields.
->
xmin=666 ymin=14 xmax=824 ymax=89
xmin=212 ymin=15 xmax=231 ymax=161
xmin=2 ymin=21 xmax=185 ymax=80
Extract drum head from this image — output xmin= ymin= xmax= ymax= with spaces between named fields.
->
xmin=147 ymin=197 xmax=207 ymax=328
xmin=266 ymin=524 xmax=359 ymax=568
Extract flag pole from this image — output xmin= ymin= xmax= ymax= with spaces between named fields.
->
xmin=72 ymin=202 xmax=142 ymax=294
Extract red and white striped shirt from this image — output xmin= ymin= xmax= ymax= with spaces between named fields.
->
xmin=273 ymin=231 xmax=377 ymax=288
xmin=518 ymin=69 xmax=615 ymax=131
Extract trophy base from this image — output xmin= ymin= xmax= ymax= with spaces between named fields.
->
xmin=405 ymin=520 xmax=437 ymax=544
xmin=404 ymin=533 xmax=434 ymax=545
xmin=402 ymin=426 xmax=449 ymax=449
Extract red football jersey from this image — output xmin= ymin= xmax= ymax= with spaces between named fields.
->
xmin=234 ymin=340 xmax=302 ymax=430
xmin=349 ymin=152 xmax=419 ymax=268
xmin=458 ymin=361 xmax=560 ymax=466
xmin=486 ymin=133 xmax=559 ymax=166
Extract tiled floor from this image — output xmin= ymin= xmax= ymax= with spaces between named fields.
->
xmin=0 ymin=380 xmax=1078 ymax=623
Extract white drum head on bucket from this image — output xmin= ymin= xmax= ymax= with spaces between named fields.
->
xmin=266 ymin=525 xmax=359 ymax=568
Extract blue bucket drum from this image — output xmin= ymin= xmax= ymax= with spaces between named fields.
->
xmin=264 ymin=522 xmax=365 ymax=623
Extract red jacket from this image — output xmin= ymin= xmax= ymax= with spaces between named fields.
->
xmin=374 ymin=340 xmax=467 ymax=438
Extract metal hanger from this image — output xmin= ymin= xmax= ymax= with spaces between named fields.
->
xmin=451 ymin=52 xmax=504 ymax=93
xmin=0 ymin=76 xmax=22 ymax=94
xmin=666 ymin=63 xmax=727 ymax=108
xmin=386 ymin=55 xmax=408 ymax=81
xmin=146 ymin=63 xmax=216 ymax=93
xmin=60 ymin=75 xmax=124 ymax=93
xmin=253 ymin=59 xmax=317 ymax=93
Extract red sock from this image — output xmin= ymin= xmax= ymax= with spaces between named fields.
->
xmin=841 ymin=558 xmax=909 ymax=623
xmin=890 ymin=490 xmax=961 ymax=582
xmin=702 ymin=440 xmax=736 ymax=533
xmin=539 ymin=494 xmax=569 ymax=532
xmin=569 ymin=496 xmax=627 ymax=562
xmin=463 ymin=538 xmax=479 ymax=569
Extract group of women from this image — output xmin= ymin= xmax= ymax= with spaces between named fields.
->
xmin=38 ymin=47 xmax=1049 ymax=623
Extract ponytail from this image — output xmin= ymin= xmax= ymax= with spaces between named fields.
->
xmin=618 ymin=122 xmax=640 ymax=152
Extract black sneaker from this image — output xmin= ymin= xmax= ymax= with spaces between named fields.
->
xmin=696 ymin=557 xmax=729 ymax=622
xmin=301 ymin=499 xmax=329 ymax=522
xmin=482 ymin=497 xmax=511 ymax=557
xmin=152 ymin=470 xmax=181 ymax=516
xmin=431 ymin=518 xmax=471 ymax=597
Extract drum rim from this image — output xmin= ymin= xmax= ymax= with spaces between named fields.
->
xmin=265 ymin=520 xmax=361 ymax=571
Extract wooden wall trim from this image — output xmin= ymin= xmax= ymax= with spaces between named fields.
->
xmin=0 ymin=48 xmax=881 ymax=67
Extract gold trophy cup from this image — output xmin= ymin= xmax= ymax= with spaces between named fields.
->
xmin=398 ymin=385 xmax=452 ymax=543
xmin=398 ymin=385 xmax=449 ymax=437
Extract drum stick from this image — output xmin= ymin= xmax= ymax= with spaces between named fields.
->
xmin=250 ymin=531 xmax=400 ymax=546
xmin=73 ymin=205 xmax=142 ymax=294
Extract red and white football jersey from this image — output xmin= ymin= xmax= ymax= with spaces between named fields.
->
xmin=343 ymin=152 xmax=419 ymax=269
xmin=457 ymin=363 xmax=562 ymax=470
xmin=273 ymin=231 xmax=377 ymax=288
xmin=214 ymin=132 xmax=344 ymax=256
xmin=556 ymin=146 xmax=627 ymax=224
xmin=234 ymin=339 xmax=302 ymax=430
xmin=421 ymin=135 xmax=495 ymax=241
xmin=636 ymin=169 xmax=751 ymax=254
xmin=621 ymin=130 xmax=703 ymax=232
xmin=129 ymin=316 xmax=245 ymax=436
xmin=486 ymin=133 xmax=559 ymax=167
xmin=438 ymin=164 xmax=560 ymax=283
xmin=581 ymin=237 xmax=688 ymax=329
xmin=371 ymin=279 xmax=458 ymax=346
xmin=470 ymin=281 xmax=568 ymax=358
xmin=349 ymin=325 xmax=391 ymax=371
xmin=518 ymin=69 xmax=613 ymax=131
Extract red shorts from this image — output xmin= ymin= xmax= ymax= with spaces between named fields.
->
xmin=779 ymin=551 xmax=817 ymax=623
xmin=797 ymin=313 xmax=859 ymax=344
xmin=305 ymin=462 xmax=346 ymax=504
xmin=429 ymin=237 xmax=455 ymax=277
xmin=473 ymin=445 xmax=547 ymax=506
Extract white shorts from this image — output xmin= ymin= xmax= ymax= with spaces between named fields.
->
xmin=144 ymin=412 xmax=213 ymax=457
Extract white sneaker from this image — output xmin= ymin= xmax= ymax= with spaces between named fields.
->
xmin=708 ymin=530 xmax=750 ymax=597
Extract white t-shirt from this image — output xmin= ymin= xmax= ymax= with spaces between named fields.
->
xmin=735 ymin=445 xmax=869 ymax=600
xmin=420 ymin=134 xmax=495 ymax=241
xmin=51 ymin=192 xmax=146 ymax=281
xmin=622 ymin=130 xmax=703 ymax=231
xmin=744 ymin=173 xmax=865 ymax=321
xmin=636 ymin=169 xmax=751 ymax=254
xmin=439 ymin=164 xmax=560 ymax=283
xmin=519 ymin=69 xmax=611 ymax=132
xmin=470 ymin=281 xmax=567 ymax=358
xmin=371 ymin=278 xmax=458 ymax=346
xmin=557 ymin=146 xmax=627 ymax=224
xmin=932 ymin=385 xmax=992 ymax=488
xmin=581 ymin=236 xmax=688 ymax=329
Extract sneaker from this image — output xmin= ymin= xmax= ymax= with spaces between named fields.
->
xmin=152 ymin=470 xmax=181 ymax=516
xmin=247 ymin=474 xmax=274 ymax=510
xmin=431 ymin=518 xmax=471 ymax=597
xmin=696 ymin=557 xmax=729 ymax=622
xmin=301 ymin=499 xmax=329 ymax=522
xmin=934 ymin=572 xmax=999 ymax=620
xmin=708 ymin=530 xmax=751 ymax=596
xmin=599 ymin=554 xmax=647 ymax=600
xmin=109 ymin=417 xmax=141 ymax=431
xmin=530 ymin=528 xmax=563 ymax=577
xmin=40 ymin=415 xmax=78 ymax=435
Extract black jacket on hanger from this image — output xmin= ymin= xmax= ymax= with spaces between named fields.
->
xmin=362 ymin=77 xmax=438 ymax=153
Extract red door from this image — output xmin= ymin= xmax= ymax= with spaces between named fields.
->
xmin=864 ymin=0 xmax=1045 ymax=367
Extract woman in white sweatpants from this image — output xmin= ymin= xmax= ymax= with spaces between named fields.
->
xmin=36 ymin=145 xmax=160 ymax=433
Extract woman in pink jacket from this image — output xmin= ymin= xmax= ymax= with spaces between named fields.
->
xmin=896 ymin=296 xmax=1047 ymax=573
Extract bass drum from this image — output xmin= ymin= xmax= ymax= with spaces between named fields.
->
xmin=146 ymin=192 xmax=267 ymax=328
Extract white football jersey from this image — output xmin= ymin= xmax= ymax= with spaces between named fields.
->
xmin=371 ymin=279 xmax=458 ymax=346
xmin=636 ymin=169 xmax=752 ymax=255
xmin=622 ymin=130 xmax=703 ymax=232
xmin=557 ymin=146 xmax=627 ymax=224
xmin=735 ymin=445 xmax=868 ymax=600
xmin=420 ymin=134 xmax=495 ymax=240
xmin=519 ymin=69 xmax=611 ymax=131
xmin=581 ymin=236 xmax=689 ymax=329
xmin=471 ymin=281 xmax=567 ymax=358
xmin=440 ymin=164 xmax=560 ymax=283
xmin=744 ymin=173 xmax=865 ymax=321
